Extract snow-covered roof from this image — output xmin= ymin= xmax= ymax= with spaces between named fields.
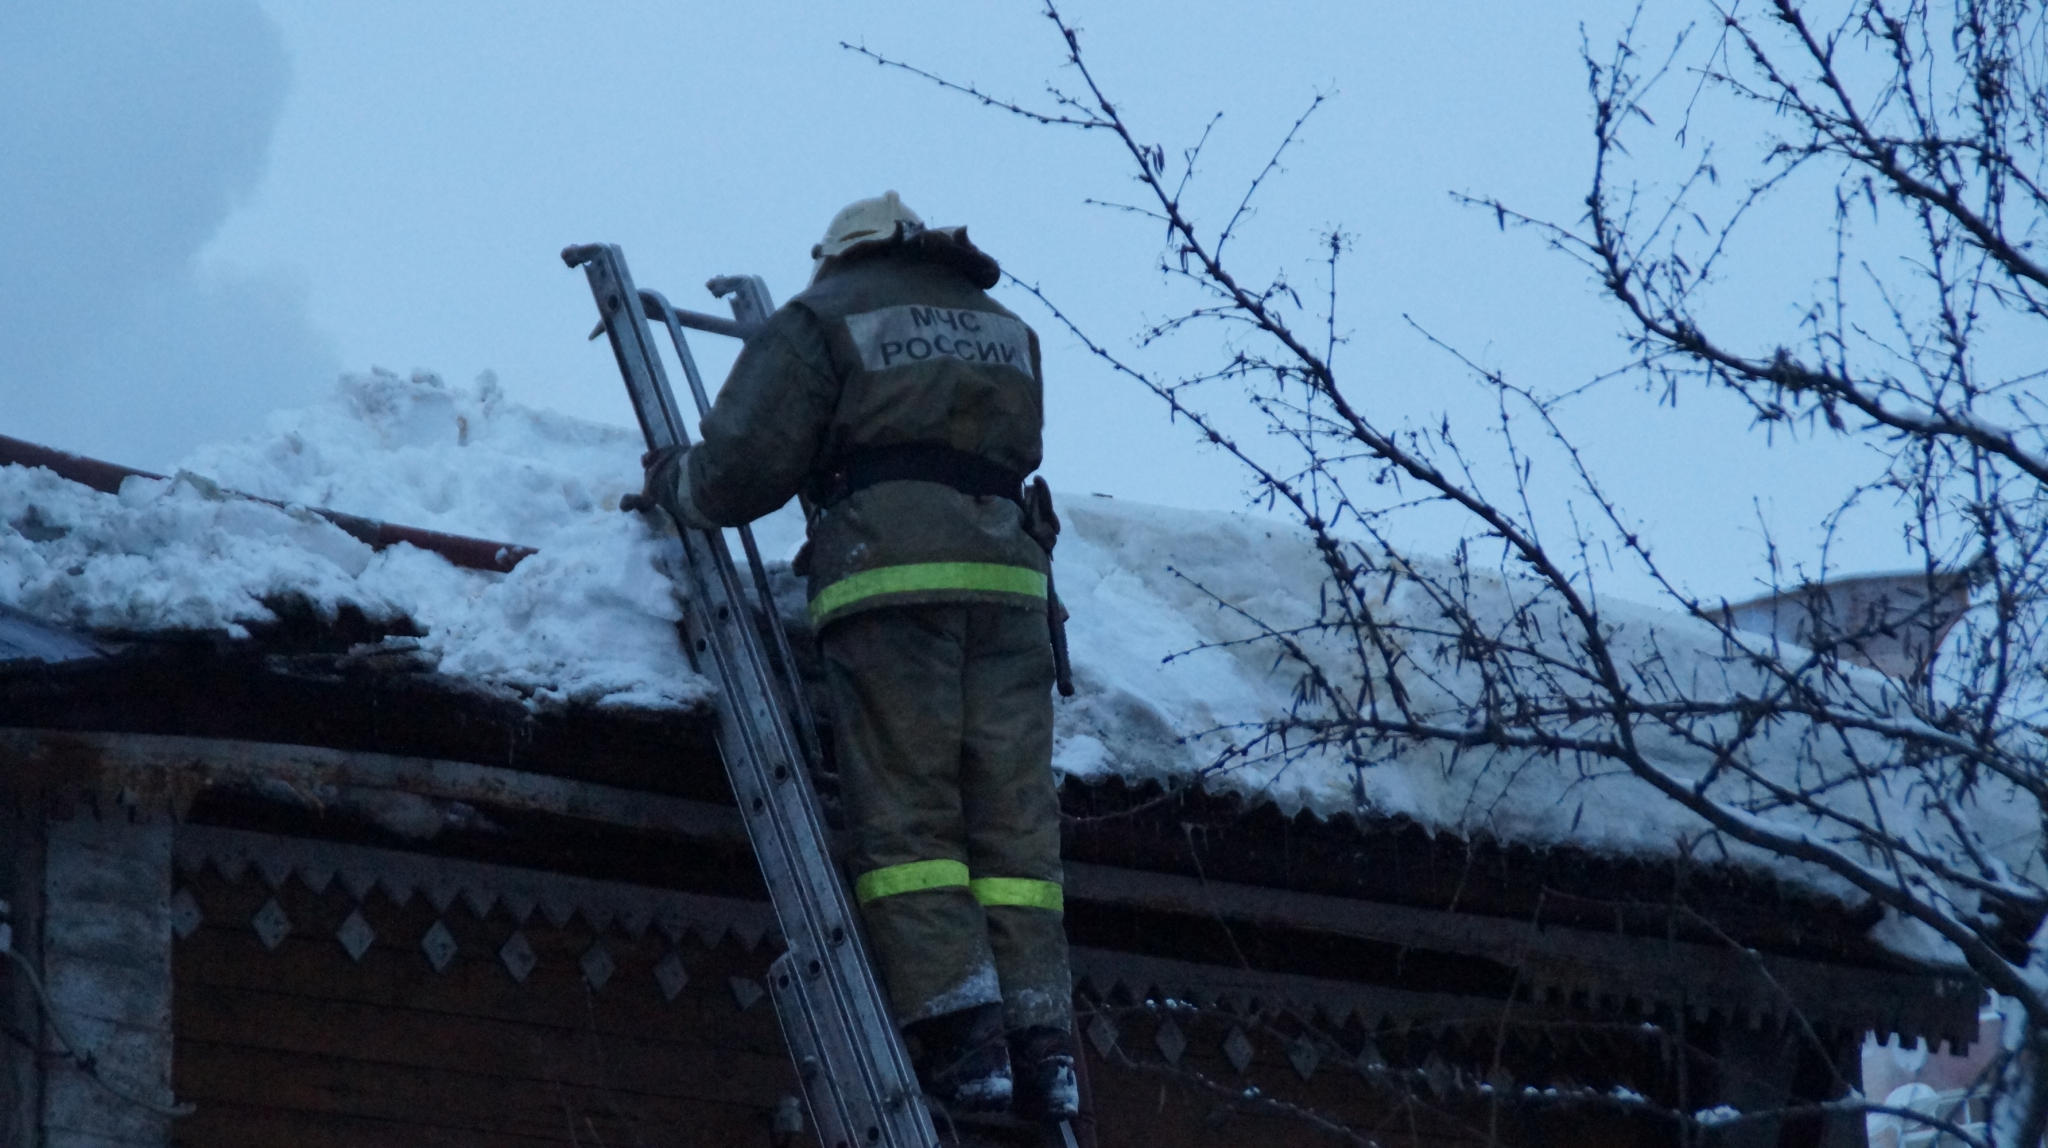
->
xmin=4 ymin=371 xmax=2034 ymax=948
xmin=4 ymin=371 xmax=702 ymax=711
xmin=0 ymin=603 xmax=103 ymax=665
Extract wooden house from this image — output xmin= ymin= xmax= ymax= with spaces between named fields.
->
xmin=0 ymin=430 xmax=1984 ymax=1148
xmin=0 ymin=600 xmax=1978 ymax=1148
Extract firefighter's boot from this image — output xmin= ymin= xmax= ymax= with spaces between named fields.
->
xmin=1008 ymin=1025 xmax=1080 ymax=1124
xmin=905 ymin=1002 xmax=1013 ymax=1113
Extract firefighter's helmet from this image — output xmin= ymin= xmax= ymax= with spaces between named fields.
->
xmin=811 ymin=191 xmax=924 ymax=278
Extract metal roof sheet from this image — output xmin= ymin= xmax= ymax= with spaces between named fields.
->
xmin=0 ymin=605 xmax=104 ymax=666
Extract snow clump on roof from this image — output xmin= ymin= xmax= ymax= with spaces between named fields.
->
xmin=1 ymin=369 xmax=707 ymax=710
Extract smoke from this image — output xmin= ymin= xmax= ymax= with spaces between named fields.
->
xmin=0 ymin=0 xmax=336 ymax=469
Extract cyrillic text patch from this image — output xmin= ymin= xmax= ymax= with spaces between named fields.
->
xmin=845 ymin=305 xmax=1032 ymax=377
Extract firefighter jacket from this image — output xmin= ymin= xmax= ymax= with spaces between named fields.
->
xmin=672 ymin=232 xmax=1048 ymax=631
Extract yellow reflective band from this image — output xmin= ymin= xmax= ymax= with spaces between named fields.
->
xmin=810 ymin=562 xmax=1047 ymax=624
xmin=855 ymin=859 xmax=971 ymax=904
xmin=969 ymin=877 xmax=1064 ymax=912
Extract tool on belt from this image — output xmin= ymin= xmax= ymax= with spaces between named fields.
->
xmin=1021 ymin=477 xmax=1075 ymax=698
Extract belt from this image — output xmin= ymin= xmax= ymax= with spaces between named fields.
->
xmin=816 ymin=443 xmax=1025 ymax=508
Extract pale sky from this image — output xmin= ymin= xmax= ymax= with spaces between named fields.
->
xmin=2 ymin=1 xmax=1941 ymax=604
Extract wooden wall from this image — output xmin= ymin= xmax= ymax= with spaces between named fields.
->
xmin=1 ymin=812 xmax=44 ymax=1148
xmin=1074 ymin=1002 xmax=1663 ymax=1148
xmin=167 ymin=857 xmax=1685 ymax=1148
xmin=157 ymin=827 xmax=1824 ymax=1148
xmin=172 ymin=864 xmax=808 ymax=1148
xmin=42 ymin=815 xmax=177 ymax=1148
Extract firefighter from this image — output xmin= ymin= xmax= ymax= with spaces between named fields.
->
xmin=634 ymin=192 xmax=1079 ymax=1122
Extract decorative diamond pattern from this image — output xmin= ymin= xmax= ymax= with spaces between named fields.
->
xmin=378 ymin=873 xmax=416 ymax=910
xmin=580 ymin=942 xmax=615 ymax=990
xmin=1420 ymin=1052 xmax=1452 ymax=1098
xmin=1086 ymin=1012 xmax=1119 ymax=1058
xmin=342 ymin=868 xmax=378 ymax=903
xmin=1223 ymin=1026 xmax=1254 ymax=1075
xmin=169 ymin=833 xmax=784 ymax=1000
xmin=298 ymin=861 xmax=336 ymax=896
xmin=169 ymin=888 xmax=203 ymax=940
xmin=462 ymin=886 xmax=497 ymax=921
xmin=336 ymin=910 xmax=376 ymax=962
xmin=729 ymin=976 xmax=765 ymax=1011
xmin=1355 ymin=1036 xmax=1386 ymax=1074
xmin=251 ymin=898 xmax=291 ymax=951
xmin=1153 ymin=1017 xmax=1186 ymax=1066
xmin=540 ymin=897 xmax=575 ymax=929
xmin=500 ymin=931 xmax=537 ymax=983
xmin=1287 ymin=1036 xmax=1321 ymax=1081
xmin=655 ymin=952 xmax=690 ymax=1002
xmin=424 ymin=878 xmax=461 ymax=914
xmin=256 ymin=854 xmax=293 ymax=890
xmin=421 ymin=920 xmax=459 ymax=972
xmin=656 ymin=905 xmax=689 ymax=944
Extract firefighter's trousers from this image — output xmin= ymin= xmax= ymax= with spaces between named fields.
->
xmin=820 ymin=601 xmax=1072 ymax=1034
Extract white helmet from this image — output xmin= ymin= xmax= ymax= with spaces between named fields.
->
xmin=811 ymin=191 xmax=923 ymax=279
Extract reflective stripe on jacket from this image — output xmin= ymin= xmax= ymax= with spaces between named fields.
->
xmin=806 ymin=561 xmax=1045 ymax=626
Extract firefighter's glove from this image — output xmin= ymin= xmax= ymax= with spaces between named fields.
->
xmin=622 ymin=445 xmax=695 ymax=524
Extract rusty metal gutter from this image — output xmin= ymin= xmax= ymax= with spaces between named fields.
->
xmin=0 ymin=434 xmax=536 ymax=574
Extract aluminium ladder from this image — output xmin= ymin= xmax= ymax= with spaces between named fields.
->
xmin=563 ymin=243 xmax=939 ymax=1148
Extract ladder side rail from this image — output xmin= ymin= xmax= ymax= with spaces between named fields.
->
xmin=709 ymin=274 xmax=776 ymax=332
xmin=595 ymin=251 xmax=907 ymax=1147
xmin=644 ymin=289 xmax=826 ymax=775
xmin=565 ymin=244 xmax=934 ymax=1148
xmin=588 ymin=267 xmax=690 ymax=454
xmin=687 ymin=518 xmax=915 ymax=1148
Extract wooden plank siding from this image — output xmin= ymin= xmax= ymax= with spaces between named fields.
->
xmin=163 ymin=845 xmax=1679 ymax=1147
xmin=171 ymin=866 xmax=807 ymax=1148
xmin=1072 ymin=1003 xmax=1662 ymax=1148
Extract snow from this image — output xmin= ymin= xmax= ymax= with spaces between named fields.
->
xmin=1051 ymin=495 xmax=2041 ymax=921
xmin=1 ymin=462 xmax=396 ymax=638
xmin=1 ymin=370 xmax=708 ymax=711
xmin=3 ymin=370 xmax=2040 ymax=938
